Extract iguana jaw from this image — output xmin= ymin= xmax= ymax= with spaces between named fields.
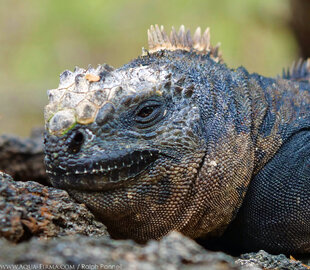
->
xmin=45 ymin=148 xmax=160 ymax=191
xmin=64 ymin=150 xmax=207 ymax=243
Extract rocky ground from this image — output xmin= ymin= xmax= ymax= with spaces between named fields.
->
xmin=0 ymin=131 xmax=309 ymax=269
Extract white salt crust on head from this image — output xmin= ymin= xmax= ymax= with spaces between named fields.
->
xmin=45 ymin=65 xmax=169 ymax=135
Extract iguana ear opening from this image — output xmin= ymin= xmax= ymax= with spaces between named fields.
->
xmin=146 ymin=25 xmax=223 ymax=63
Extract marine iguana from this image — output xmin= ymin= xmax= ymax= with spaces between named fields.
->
xmin=44 ymin=25 xmax=310 ymax=254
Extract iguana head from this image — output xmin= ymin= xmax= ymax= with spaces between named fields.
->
xmin=44 ymin=25 xmax=253 ymax=242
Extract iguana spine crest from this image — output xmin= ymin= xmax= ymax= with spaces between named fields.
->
xmin=282 ymin=58 xmax=310 ymax=82
xmin=147 ymin=25 xmax=222 ymax=62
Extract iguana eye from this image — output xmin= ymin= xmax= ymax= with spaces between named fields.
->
xmin=134 ymin=100 xmax=164 ymax=127
xmin=137 ymin=105 xmax=157 ymax=118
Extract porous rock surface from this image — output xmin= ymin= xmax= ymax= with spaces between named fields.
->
xmin=0 ymin=128 xmax=48 ymax=185
xmin=237 ymin=250 xmax=310 ymax=270
xmin=0 ymin=232 xmax=242 ymax=270
xmin=0 ymin=172 xmax=108 ymax=242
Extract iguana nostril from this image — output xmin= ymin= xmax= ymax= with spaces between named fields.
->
xmin=68 ymin=130 xmax=84 ymax=153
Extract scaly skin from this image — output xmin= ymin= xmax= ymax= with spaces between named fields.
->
xmin=44 ymin=25 xmax=310 ymax=254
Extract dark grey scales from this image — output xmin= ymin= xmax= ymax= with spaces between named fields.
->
xmin=44 ymin=25 xmax=310 ymax=255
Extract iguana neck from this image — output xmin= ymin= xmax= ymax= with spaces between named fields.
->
xmin=248 ymin=72 xmax=310 ymax=175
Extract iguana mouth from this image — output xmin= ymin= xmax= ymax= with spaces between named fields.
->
xmin=45 ymin=149 xmax=159 ymax=190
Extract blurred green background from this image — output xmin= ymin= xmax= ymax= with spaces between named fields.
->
xmin=0 ymin=0 xmax=298 ymax=136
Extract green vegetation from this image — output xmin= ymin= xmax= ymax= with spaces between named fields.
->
xmin=0 ymin=0 xmax=296 ymax=136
